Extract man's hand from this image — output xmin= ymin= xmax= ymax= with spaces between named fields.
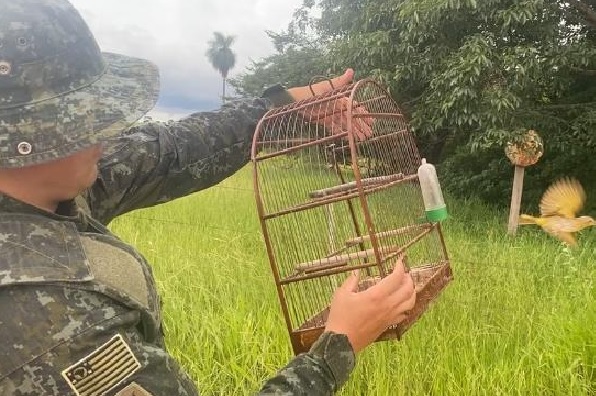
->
xmin=287 ymin=69 xmax=373 ymax=141
xmin=324 ymin=256 xmax=416 ymax=353
xmin=286 ymin=68 xmax=355 ymax=100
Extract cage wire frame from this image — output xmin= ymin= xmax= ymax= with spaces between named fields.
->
xmin=251 ymin=77 xmax=453 ymax=355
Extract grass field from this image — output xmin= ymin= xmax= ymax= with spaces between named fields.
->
xmin=109 ymin=164 xmax=596 ymax=395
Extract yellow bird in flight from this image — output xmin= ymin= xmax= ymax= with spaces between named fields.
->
xmin=519 ymin=177 xmax=595 ymax=246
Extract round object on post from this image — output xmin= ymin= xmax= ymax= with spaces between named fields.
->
xmin=505 ymin=130 xmax=544 ymax=167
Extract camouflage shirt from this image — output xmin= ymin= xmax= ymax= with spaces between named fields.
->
xmin=0 ymin=98 xmax=355 ymax=395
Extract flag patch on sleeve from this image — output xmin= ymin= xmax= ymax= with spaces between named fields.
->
xmin=61 ymin=334 xmax=141 ymax=396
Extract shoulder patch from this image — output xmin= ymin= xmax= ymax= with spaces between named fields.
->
xmin=61 ymin=334 xmax=141 ymax=396
xmin=115 ymin=382 xmax=153 ymax=396
xmin=80 ymin=236 xmax=150 ymax=310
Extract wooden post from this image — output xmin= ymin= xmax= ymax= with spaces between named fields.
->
xmin=507 ymin=165 xmax=525 ymax=234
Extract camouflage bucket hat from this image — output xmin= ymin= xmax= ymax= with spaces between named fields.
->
xmin=0 ymin=0 xmax=160 ymax=168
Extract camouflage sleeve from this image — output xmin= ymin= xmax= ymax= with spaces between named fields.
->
xmin=87 ymin=97 xmax=272 ymax=224
xmin=256 ymin=332 xmax=356 ymax=396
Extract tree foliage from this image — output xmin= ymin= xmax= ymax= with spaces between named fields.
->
xmin=233 ymin=0 xmax=596 ymax=210
xmin=228 ymin=8 xmax=335 ymax=97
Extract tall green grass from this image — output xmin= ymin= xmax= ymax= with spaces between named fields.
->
xmin=109 ymin=165 xmax=595 ymax=395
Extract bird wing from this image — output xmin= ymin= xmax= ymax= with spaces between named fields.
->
xmin=539 ymin=177 xmax=586 ymax=219
xmin=553 ymin=231 xmax=578 ymax=247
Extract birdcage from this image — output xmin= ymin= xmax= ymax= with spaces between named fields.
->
xmin=251 ymin=78 xmax=453 ymax=355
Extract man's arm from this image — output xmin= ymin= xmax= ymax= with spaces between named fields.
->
xmin=87 ymin=97 xmax=274 ymax=224
xmin=256 ymin=332 xmax=355 ymax=395
xmin=84 ymin=70 xmax=358 ymax=224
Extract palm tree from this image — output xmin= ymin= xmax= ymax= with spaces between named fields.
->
xmin=206 ymin=32 xmax=236 ymax=102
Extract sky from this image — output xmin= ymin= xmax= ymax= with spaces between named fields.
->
xmin=69 ymin=0 xmax=304 ymax=121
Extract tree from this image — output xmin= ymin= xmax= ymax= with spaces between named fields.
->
xmin=229 ymin=27 xmax=333 ymax=97
xmin=233 ymin=0 xmax=596 ymax=209
xmin=206 ymin=32 xmax=236 ymax=101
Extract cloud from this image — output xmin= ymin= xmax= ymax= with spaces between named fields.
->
xmin=69 ymin=0 xmax=302 ymax=119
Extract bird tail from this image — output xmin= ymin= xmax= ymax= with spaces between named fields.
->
xmin=519 ymin=214 xmax=537 ymax=225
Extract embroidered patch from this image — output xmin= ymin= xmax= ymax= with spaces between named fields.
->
xmin=115 ymin=382 xmax=153 ymax=396
xmin=61 ymin=334 xmax=141 ymax=396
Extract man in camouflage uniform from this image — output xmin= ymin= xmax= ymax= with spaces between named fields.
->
xmin=0 ymin=1 xmax=416 ymax=395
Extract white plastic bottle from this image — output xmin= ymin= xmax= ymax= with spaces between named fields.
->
xmin=417 ymin=158 xmax=448 ymax=222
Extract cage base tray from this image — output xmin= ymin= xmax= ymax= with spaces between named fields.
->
xmin=289 ymin=261 xmax=453 ymax=355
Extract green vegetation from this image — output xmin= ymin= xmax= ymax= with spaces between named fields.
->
xmin=229 ymin=0 xmax=596 ymax=211
xmin=110 ymin=165 xmax=595 ymax=395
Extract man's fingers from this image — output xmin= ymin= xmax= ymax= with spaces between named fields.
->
xmin=353 ymin=104 xmax=374 ymax=138
xmin=363 ymin=256 xmax=413 ymax=300
xmin=331 ymin=99 xmax=372 ymax=141
xmin=336 ymin=68 xmax=355 ymax=86
xmin=298 ymin=89 xmax=375 ymax=143
xmin=354 ymin=118 xmax=371 ymax=141
xmin=389 ymin=285 xmax=416 ymax=324
xmin=383 ymin=257 xmax=408 ymax=285
xmin=342 ymin=99 xmax=372 ymax=141
xmin=340 ymin=269 xmax=361 ymax=293
xmin=327 ymin=68 xmax=354 ymax=91
xmin=309 ymin=68 xmax=355 ymax=97
xmin=390 ymin=313 xmax=409 ymax=327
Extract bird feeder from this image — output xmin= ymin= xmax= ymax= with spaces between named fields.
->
xmin=505 ymin=129 xmax=544 ymax=234
xmin=418 ymin=158 xmax=448 ymax=222
xmin=251 ymin=78 xmax=453 ymax=354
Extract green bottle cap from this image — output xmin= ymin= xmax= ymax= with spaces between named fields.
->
xmin=425 ymin=206 xmax=448 ymax=222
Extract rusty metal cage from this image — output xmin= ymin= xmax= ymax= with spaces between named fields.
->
xmin=251 ymin=78 xmax=453 ymax=355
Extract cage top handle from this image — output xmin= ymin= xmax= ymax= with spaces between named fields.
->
xmin=308 ymin=75 xmax=335 ymax=96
